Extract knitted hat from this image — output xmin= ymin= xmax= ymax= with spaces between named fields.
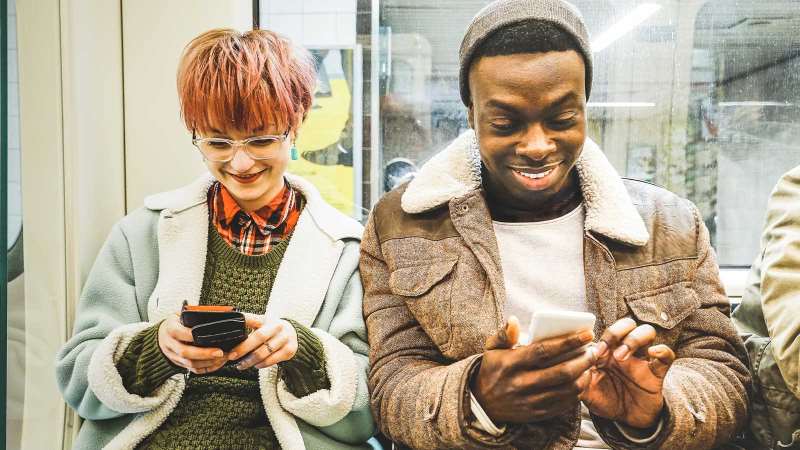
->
xmin=459 ymin=0 xmax=593 ymax=105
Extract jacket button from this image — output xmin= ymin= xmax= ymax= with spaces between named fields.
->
xmin=660 ymin=311 xmax=669 ymax=321
xmin=460 ymin=205 xmax=469 ymax=213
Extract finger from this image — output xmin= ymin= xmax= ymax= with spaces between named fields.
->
xmin=521 ymin=347 xmax=596 ymax=390
xmin=596 ymin=317 xmax=637 ymax=357
xmin=523 ymin=330 xmax=594 ymax=367
xmin=164 ymin=348 xmax=226 ymax=370
xmin=614 ymin=324 xmax=656 ymax=361
xmin=255 ymin=348 xmax=295 ymax=368
xmin=167 ymin=340 xmax=224 ymax=361
xmin=235 ymin=346 xmax=272 ymax=370
xmin=228 ymin=322 xmax=284 ymax=360
xmin=266 ymin=334 xmax=290 ymax=354
xmin=648 ymin=344 xmax=676 ymax=378
xmin=167 ymin=320 xmax=195 ymax=343
xmin=243 ymin=313 xmax=265 ymax=330
xmin=523 ymin=387 xmax=585 ymax=420
xmin=485 ymin=316 xmax=520 ymax=350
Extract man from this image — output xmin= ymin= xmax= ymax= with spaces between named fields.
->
xmin=733 ymin=166 xmax=800 ymax=449
xmin=360 ymin=0 xmax=750 ymax=449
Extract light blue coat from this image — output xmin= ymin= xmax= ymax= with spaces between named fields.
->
xmin=55 ymin=174 xmax=375 ymax=449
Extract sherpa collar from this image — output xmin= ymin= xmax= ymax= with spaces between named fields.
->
xmin=401 ymin=130 xmax=650 ymax=247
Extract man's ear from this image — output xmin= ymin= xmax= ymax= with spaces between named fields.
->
xmin=467 ymin=105 xmax=475 ymax=130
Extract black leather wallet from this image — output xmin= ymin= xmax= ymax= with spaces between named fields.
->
xmin=180 ymin=301 xmax=247 ymax=352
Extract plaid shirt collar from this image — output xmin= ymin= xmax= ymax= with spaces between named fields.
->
xmin=210 ymin=180 xmax=296 ymax=233
xmin=207 ymin=180 xmax=302 ymax=255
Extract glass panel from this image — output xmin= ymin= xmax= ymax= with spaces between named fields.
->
xmin=5 ymin=0 xmax=26 ymax=448
xmin=689 ymin=0 xmax=800 ymax=266
xmin=374 ymin=0 xmax=800 ymax=267
xmin=259 ymin=0 xmax=364 ymax=219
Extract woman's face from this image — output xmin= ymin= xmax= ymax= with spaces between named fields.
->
xmin=201 ymin=126 xmax=292 ymax=212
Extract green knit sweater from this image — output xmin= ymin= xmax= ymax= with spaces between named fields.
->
xmin=115 ymin=224 xmax=329 ymax=449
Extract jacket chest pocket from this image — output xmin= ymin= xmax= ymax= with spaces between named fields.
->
xmin=389 ymin=258 xmax=458 ymax=350
xmin=624 ymin=281 xmax=700 ymax=330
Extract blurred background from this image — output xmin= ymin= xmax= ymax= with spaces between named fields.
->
xmin=1 ymin=0 xmax=798 ymax=448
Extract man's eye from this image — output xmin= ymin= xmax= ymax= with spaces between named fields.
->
xmin=490 ymin=120 xmax=515 ymax=131
xmin=550 ymin=115 xmax=576 ymax=129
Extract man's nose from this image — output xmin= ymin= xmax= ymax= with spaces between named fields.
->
xmin=517 ymin=124 xmax=557 ymax=161
xmin=229 ymin=146 xmax=256 ymax=172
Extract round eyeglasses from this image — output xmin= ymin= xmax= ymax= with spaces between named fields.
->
xmin=191 ymin=130 xmax=290 ymax=163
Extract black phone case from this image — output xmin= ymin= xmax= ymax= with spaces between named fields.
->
xmin=180 ymin=306 xmax=247 ymax=352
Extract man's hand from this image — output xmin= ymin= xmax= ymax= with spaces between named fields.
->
xmin=471 ymin=317 xmax=596 ymax=424
xmin=580 ymin=317 xmax=676 ymax=429
xmin=158 ymin=314 xmax=228 ymax=374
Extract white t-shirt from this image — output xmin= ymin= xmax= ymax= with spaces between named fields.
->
xmin=492 ymin=204 xmax=609 ymax=450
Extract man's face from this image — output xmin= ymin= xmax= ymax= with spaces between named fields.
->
xmin=468 ymin=50 xmax=587 ymax=213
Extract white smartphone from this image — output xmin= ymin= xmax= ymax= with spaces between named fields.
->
xmin=527 ymin=310 xmax=596 ymax=343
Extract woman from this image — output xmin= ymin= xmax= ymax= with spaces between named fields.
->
xmin=56 ymin=29 xmax=374 ymax=449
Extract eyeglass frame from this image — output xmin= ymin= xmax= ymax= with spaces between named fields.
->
xmin=191 ymin=129 xmax=291 ymax=163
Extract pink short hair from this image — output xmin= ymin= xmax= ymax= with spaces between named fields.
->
xmin=177 ymin=28 xmax=316 ymax=134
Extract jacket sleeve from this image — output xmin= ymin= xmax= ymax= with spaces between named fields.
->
xmin=54 ymin=222 xmax=183 ymax=420
xmin=361 ymin=212 xmax=526 ymax=449
xmin=595 ymin=204 xmax=751 ymax=450
xmin=758 ymin=167 xmax=800 ymax=399
xmin=275 ymin=240 xmax=376 ymax=445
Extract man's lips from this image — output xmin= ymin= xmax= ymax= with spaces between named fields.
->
xmin=509 ymin=162 xmax=562 ymax=180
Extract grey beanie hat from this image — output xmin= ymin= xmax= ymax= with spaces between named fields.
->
xmin=459 ymin=0 xmax=593 ymax=105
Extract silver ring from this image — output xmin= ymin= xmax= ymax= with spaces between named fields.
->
xmin=265 ymin=341 xmax=274 ymax=353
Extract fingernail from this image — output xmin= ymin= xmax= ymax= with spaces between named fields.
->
xmin=236 ymin=363 xmax=245 ymax=371
xmin=578 ymin=330 xmax=593 ymax=343
xmin=213 ymin=350 xmax=223 ymax=358
xmin=595 ymin=341 xmax=608 ymax=357
xmin=614 ymin=345 xmax=630 ymax=361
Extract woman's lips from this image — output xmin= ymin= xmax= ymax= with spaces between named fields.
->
xmin=229 ymin=170 xmax=264 ymax=184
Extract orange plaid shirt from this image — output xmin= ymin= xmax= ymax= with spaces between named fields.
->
xmin=207 ymin=180 xmax=303 ymax=256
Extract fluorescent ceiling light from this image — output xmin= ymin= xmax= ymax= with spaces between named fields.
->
xmin=718 ymin=101 xmax=794 ymax=107
xmin=587 ymin=102 xmax=655 ymax=107
xmin=591 ymin=3 xmax=663 ymax=53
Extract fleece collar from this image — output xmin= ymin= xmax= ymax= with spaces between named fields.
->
xmin=401 ymin=130 xmax=649 ymax=247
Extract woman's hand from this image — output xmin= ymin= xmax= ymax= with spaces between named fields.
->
xmin=228 ymin=314 xmax=298 ymax=370
xmin=157 ymin=314 xmax=228 ymax=374
xmin=580 ymin=317 xmax=676 ymax=429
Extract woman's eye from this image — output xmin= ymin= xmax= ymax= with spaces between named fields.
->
xmin=248 ymin=138 xmax=275 ymax=147
xmin=207 ymin=140 xmax=231 ymax=149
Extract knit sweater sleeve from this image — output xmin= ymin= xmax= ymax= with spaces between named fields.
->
xmin=278 ymin=319 xmax=330 ymax=397
xmin=115 ymin=322 xmax=184 ymax=396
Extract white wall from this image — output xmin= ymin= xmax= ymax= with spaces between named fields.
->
xmin=122 ymin=0 xmax=252 ymax=209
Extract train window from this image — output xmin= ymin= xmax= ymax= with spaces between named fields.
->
xmin=255 ymin=0 xmax=800 ymax=276
xmin=258 ymin=0 xmax=364 ymax=219
xmin=347 ymin=0 xmax=800 ymax=268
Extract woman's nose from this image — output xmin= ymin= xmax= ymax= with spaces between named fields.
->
xmin=229 ymin=147 xmax=256 ymax=172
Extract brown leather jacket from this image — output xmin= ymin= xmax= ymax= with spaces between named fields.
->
xmin=360 ymin=132 xmax=750 ymax=450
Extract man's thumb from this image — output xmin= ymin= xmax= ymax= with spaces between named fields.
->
xmin=484 ymin=315 xmax=520 ymax=350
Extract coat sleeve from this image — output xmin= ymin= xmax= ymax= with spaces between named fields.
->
xmin=595 ymin=203 xmax=751 ymax=450
xmin=361 ymin=212 xmax=529 ymax=449
xmin=54 ymin=221 xmax=182 ymax=420
xmin=275 ymin=239 xmax=376 ymax=445
xmin=758 ymin=167 xmax=800 ymax=399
